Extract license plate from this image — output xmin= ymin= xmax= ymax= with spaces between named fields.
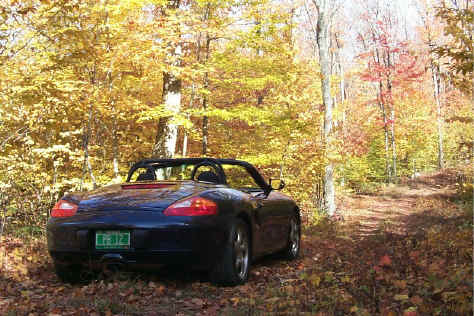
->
xmin=95 ymin=230 xmax=130 ymax=249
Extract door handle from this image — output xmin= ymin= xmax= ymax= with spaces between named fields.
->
xmin=252 ymin=201 xmax=263 ymax=226
xmin=251 ymin=198 xmax=264 ymax=209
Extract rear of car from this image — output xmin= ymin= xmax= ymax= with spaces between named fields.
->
xmin=47 ymin=158 xmax=298 ymax=286
xmin=47 ymin=182 xmax=230 ymax=280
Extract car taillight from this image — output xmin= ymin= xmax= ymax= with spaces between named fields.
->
xmin=51 ymin=200 xmax=78 ymax=217
xmin=163 ymin=197 xmax=218 ymax=216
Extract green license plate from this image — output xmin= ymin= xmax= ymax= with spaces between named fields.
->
xmin=95 ymin=230 xmax=130 ymax=249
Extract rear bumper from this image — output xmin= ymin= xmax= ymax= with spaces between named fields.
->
xmin=47 ymin=211 xmax=229 ymax=269
xmin=50 ymin=249 xmax=214 ymax=269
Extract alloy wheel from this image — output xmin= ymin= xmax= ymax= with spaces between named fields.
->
xmin=290 ymin=218 xmax=300 ymax=256
xmin=233 ymin=226 xmax=249 ymax=280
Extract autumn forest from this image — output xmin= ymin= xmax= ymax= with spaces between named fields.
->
xmin=0 ymin=0 xmax=472 ymax=315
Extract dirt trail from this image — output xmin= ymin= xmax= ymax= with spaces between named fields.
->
xmin=337 ymin=171 xmax=459 ymax=238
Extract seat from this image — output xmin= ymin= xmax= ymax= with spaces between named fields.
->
xmin=136 ymin=170 xmax=155 ymax=181
xmin=197 ymin=171 xmax=220 ymax=184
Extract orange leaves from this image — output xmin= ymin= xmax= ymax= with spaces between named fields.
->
xmin=378 ymin=254 xmax=392 ymax=267
xmin=156 ymin=285 xmax=167 ymax=296
xmin=393 ymin=279 xmax=407 ymax=290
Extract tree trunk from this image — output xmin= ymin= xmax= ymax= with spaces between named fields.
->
xmin=314 ymin=0 xmax=335 ymax=216
xmin=182 ymin=130 xmax=188 ymax=157
xmin=184 ymin=81 xmax=196 ymax=158
xmin=386 ymin=52 xmax=397 ymax=182
xmin=81 ymin=106 xmax=97 ymax=190
xmin=390 ymin=108 xmax=397 ymax=181
xmin=338 ymin=50 xmax=345 ymax=187
xmin=112 ymin=118 xmax=120 ymax=180
xmin=375 ymin=48 xmax=392 ymax=183
xmin=202 ymin=35 xmax=211 ymax=156
xmin=432 ymin=63 xmax=445 ymax=169
xmin=152 ymin=0 xmax=182 ymax=159
xmin=202 ymin=115 xmax=208 ymax=155
xmin=378 ymin=89 xmax=392 ymax=183
xmin=153 ymin=71 xmax=181 ymax=158
xmin=339 ymin=59 xmax=345 ymax=104
xmin=86 ymin=154 xmax=96 ymax=188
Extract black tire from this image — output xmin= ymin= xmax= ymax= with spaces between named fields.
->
xmin=54 ymin=263 xmax=82 ymax=284
xmin=281 ymin=215 xmax=300 ymax=260
xmin=210 ymin=219 xmax=250 ymax=286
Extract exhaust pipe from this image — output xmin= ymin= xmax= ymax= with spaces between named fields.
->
xmin=101 ymin=254 xmax=126 ymax=275
xmin=103 ymin=262 xmax=123 ymax=274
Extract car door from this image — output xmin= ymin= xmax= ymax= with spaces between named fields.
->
xmin=249 ymin=190 xmax=287 ymax=254
xmin=221 ymin=164 xmax=279 ymax=256
xmin=263 ymin=190 xmax=292 ymax=251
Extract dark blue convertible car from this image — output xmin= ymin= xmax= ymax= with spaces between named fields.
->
xmin=47 ymin=158 xmax=300 ymax=285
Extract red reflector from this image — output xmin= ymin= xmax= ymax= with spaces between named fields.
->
xmin=163 ymin=197 xmax=218 ymax=216
xmin=51 ymin=200 xmax=78 ymax=218
xmin=122 ymin=184 xmax=173 ymax=190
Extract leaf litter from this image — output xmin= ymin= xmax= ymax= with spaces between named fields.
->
xmin=0 ymin=172 xmax=472 ymax=315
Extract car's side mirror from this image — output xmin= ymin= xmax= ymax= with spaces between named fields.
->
xmin=269 ymin=178 xmax=285 ymax=190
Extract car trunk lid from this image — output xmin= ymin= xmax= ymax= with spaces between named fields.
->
xmin=75 ymin=182 xmax=207 ymax=212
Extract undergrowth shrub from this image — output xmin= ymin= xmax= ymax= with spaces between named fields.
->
xmin=350 ymin=181 xmax=382 ymax=195
xmin=0 ymin=172 xmax=118 ymax=239
xmin=455 ymin=164 xmax=473 ymax=203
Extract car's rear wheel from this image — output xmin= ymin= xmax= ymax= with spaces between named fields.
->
xmin=210 ymin=219 xmax=250 ymax=286
xmin=282 ymin=216 xmax=300 ymax=260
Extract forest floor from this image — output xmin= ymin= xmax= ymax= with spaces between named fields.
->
xmin=0 ymin=171 xmax=472 ymax=316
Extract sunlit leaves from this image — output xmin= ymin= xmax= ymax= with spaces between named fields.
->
xmin=433 ymin=1 xmax=473 ymax=94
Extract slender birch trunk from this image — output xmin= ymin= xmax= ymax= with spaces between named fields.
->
xmin=112 ymin=118 xmax=120 ymax=179
xmin=380 ymin=98 xmax=392 ymax=183
xmin=313 ymin=0 xmax=335 ymax=216
xmin=104 ymin=2 xmax=119 ymax=179
xmin=202 ymin=34 xmax=211 ymax=156
xmin=184 ymin=82 xmax=196 ymax=157
xmin=338 ymin=50 xmax=345 ymax=186
xmin=184 ymin=27 xmax=202 ymax=157
xmin=375 ymin=48 xmax=392 ymax=183
xmin=81 ymin=106 xmax=97 ymax=190
xmin=182 ymin=130 xmax=188 ymax=157
xmin=386 ymin=52 xmax=397 ymax=182
xmin=390 ymin=108 xmax=397 ymax=181
xmin=432 ymin=63 xmax=445 ymax=169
